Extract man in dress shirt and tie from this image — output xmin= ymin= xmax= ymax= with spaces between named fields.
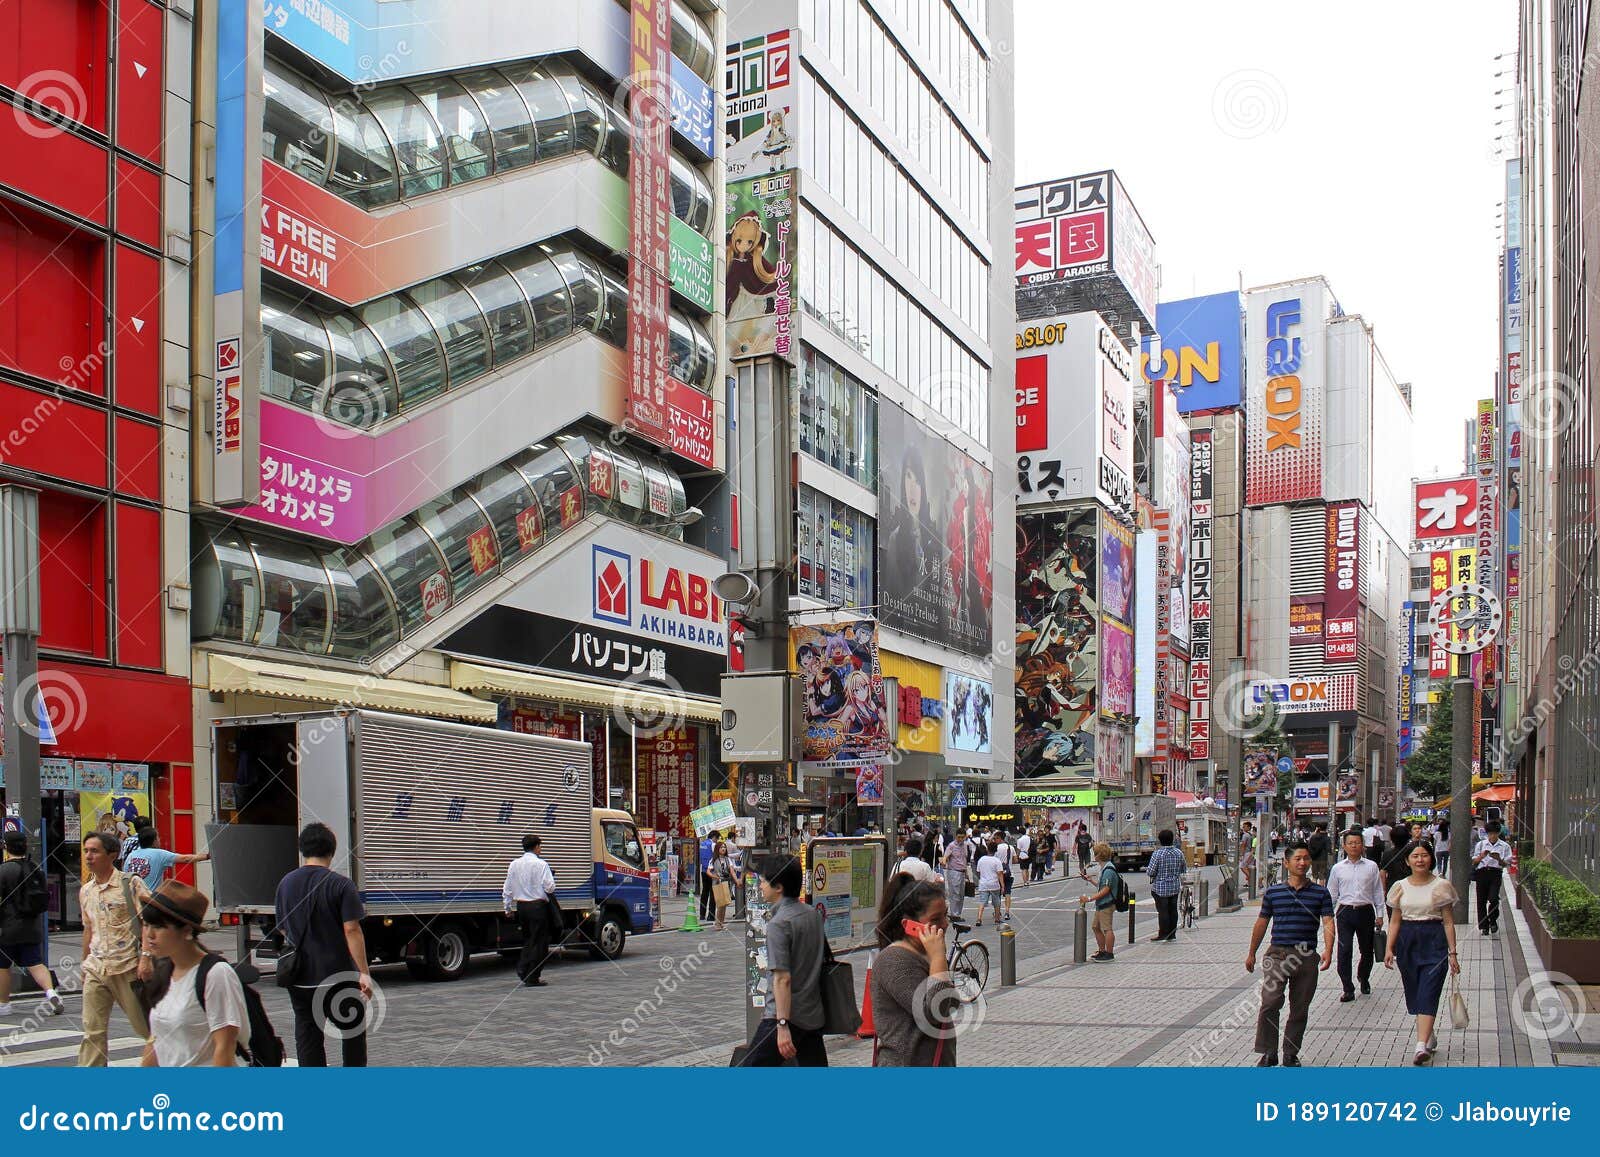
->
xmin=1327 ymin=829 xmax=1387 ymax=1002
xmin=503 ymin=835 xmax=558 ymax=987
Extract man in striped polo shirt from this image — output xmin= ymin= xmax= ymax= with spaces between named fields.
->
xmin=1245 ymin=842 xmax=1334 ymax=1067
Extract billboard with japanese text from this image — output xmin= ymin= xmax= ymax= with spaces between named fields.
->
xmin=792 ymin=620 xmax=890 ymax=769
xmin=1324 ymin=502 xmax=1360 ymax=664
xmin=1187 ymin=430 xmax=1214 ymax=762
xmin=1015 ymin=171 xmax=1156 ymax=327
xmin=1414 ymin=476 xmax=1478 ymax=543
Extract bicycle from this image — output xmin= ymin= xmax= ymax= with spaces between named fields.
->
xmin=1178 ymin=872 xmax=1199 ymax=929
xmin=946 ymin=920 xmax=989 ymax=1003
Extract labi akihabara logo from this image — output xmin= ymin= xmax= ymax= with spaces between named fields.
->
xmin=593 ymin=546 xmax=632 ymax=625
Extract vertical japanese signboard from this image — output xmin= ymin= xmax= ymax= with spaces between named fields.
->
xmin=1428 ymin=552 xmax=1451 ymax=679
xmin=1153 ymin=512 xmax=1172 ymax=761
xmin=1324 ymin=502 xmax=1359 ymax=664
xmin=1398 ymin=602 xmax=1415 ymax=762
xmin=627 ymin=0 xmax=674 ymax=447
xmin=1245 ymin=281 xmax=1327 ymax=506
xmin=1187 ymin=430 xmax=1213 ymax=762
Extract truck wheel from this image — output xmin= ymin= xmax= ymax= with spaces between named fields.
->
xmin=423 ymin=923 xmax=472 ymax=981
xmin=586 ymin=913 xmax=627 ymax=961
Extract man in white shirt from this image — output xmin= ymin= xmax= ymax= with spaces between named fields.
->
xmin=894 ymin=836 xmax=938 ymax=884
xmin=1361 ymin=819 xmax=1380 ymax=849
xmin=1326 ymin=829 xmax=1386 ymax=1001
xmin=726 ymin=831 xmax=747 ymax=919
xmin=503 ymin=835 xmax=558 ymax=987
xmin=1471 ymin=820 xmax=1514 ymax=934
xmin=1016 ymin=830 xmax=1033 ymax=885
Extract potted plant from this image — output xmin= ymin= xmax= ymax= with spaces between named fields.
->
xmin=1517 ymin=859 xmax=1600 ymax=982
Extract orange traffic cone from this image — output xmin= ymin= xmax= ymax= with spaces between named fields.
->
xmin=857 ymin=950 xmax=877 ymax=1039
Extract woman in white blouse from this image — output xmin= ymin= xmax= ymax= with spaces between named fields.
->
xmin=1383 ymin=842 xmax=1460 ymax=1065
xmin=138 ymin=881 xmax=247 ymax=1067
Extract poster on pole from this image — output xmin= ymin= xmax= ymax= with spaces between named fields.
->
xmin=792 ymin=621 xmax=890 ymax=768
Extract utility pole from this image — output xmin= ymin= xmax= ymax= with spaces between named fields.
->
xmin=1449 ymin=677 xmax=1474 ymax=925
xmin=0 ymin=485 xmax=43 ymax=869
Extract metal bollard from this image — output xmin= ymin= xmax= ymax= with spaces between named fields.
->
xmin=1200 ymin=880 xmax=1210 ymax=918
xmin=1127 ymin=898 xmax=1136 ymax=943
xmin=1074 ymin=905 xmax=1088 ymax=963
xmin=1000 ymin=925 xmax=1017 ymax=986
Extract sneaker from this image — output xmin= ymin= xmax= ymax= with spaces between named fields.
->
xmin=41 ymin=994 xmax=63 ymax=1017
xmin=1412 ymin=1046 xmax=1431 ymax=1066
xmin=1283 ymin=1058 xmax=1303 ymax=1067
xmin=1091 ymin=951 xmax=1114 ymax=962
xmin=1426 ymin=1033 xmax=1437 ymax=1052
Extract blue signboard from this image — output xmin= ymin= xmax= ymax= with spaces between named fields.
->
xmin=1140 ymin=292 xmax=1244 ymax=413
xmin=262 ymin=0 xmax=373 ymax=81
xmin=671 ymin=55 xmax=716 ymax=159
xmin=1276 ymin=757 xmax=1294 ymax=774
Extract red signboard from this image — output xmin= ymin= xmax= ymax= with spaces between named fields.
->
xmin=1015 ymin=355 xmax=1049 ymax=452
xmin=639 ymin=727 xmax=700 ymax=837
xmin=1413 ymin=476 xmax=1478 ymax=542
xmin=626 ymin=0 xmax=674 ymax=448
xmin=1428 ymin=551 xmax=1451 ymax=679
xmin=666 ymin=377 xmax=715 ymax=468
xmin=1324 ymin=502 xmax=1359 ymax=664
xmin=1289 ymin=597 xmax=1324 ymax=645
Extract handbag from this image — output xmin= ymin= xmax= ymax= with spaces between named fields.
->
xmin=818 ymin=939 xmax=862 ymax=1035
xmin=712 ymin=880 xmax=733 ymax=908
xmin=1449 ymin=971 xmax=1470 ymax=1030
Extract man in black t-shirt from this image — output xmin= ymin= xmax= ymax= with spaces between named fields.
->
xmin=274 ymin=822 xmax=371 ymax=1067
xmin=1378 ymin=822 xmax=1416 ymax=914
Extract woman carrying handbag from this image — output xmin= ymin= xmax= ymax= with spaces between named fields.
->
xmin=710 ymin=839 xmax=734 ymax=931
xmin=1383 ymin=842 xmax=1461 ymax=1065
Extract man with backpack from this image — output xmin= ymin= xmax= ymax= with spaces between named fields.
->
xmin=0 ymin=831 xmax=64 ymax=1017
xmin=77 ymin=831 xmax=152 ymax=1064
xmin=1078 ymin=842 xmax=1124 ymax=961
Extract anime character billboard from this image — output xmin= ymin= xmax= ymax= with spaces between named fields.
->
xmin=1015 ymin=509 xmax=1099 ymax=778
xmin=792 ymin=620 xmax=890 ymax=767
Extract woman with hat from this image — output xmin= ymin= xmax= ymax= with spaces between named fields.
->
xmin=138 ymin=881 xmax=248 ymax=1067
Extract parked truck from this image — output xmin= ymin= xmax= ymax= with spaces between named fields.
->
xmin=206 ymin=709 xmax=655 ymax=981
xmin=1101 ymin=794 xmax=1178 ymax=870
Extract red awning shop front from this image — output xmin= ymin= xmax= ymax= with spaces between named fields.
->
xmin=1472 ymin=783 xmax=1517 ymax=803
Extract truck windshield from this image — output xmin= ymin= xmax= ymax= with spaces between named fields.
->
xmin=602 ymin=821 xmax=644 ymax=871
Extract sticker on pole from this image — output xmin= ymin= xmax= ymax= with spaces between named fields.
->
xmin=1429 ymin=582 xmax=1502 ymax=654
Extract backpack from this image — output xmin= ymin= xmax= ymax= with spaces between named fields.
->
xmin=195 ymin=954 xmax=285 ymax=1067
xmin=13 ymin=859 xmax=48 ymax=919
xmin=1111 ymin=868 xmax=1132 ymax=912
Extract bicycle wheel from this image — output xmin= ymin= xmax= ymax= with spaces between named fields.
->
xmin=950 ymin=941 xmax=989 ymax=1003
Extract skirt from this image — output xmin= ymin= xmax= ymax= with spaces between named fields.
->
xmin=1395 ymin=920 xmax=1449 ymax=1016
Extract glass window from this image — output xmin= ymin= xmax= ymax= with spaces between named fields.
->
xmin=254 ymin=538 xmax=333 ymax=654
xmin=323 ymin=546 xmax=400 ymax=660
xmin=514 ymin=441 xmax=584 ymax=533
xmin=407 ymin=275 xmax=491 ymax=389
xmin=560 ymin=76 xmax=606 ymax=157
xmin=364 ymin=516 xmax=451 ymax=631
xmin=407 ymin=76 xmax=492 ymax=184
xmin=551 ymin=249 xmax=604 ymax=334
xmin=198 ymin=524 xmax=260 ymax=645
xmin=609 ymin=443 xmax=647 ymax=523
xmin=321 ymin=311 xmax=398 ymax=427
xmin=669 ymin=2 xmax=714 ymax=81
xmin=327 ymin=102 xmax=398 ymax=208
xmin=603 ymin=820 xmax=645 ymax=870
xmin=262 ymin=63 xmax=333 ymax=184
xmin=359 ymin=295 xmax=446 ymax=410
xmin=666 ymin=312 xmax=696 ymax=387
xmin=599 ymin=102 xmax=630 ymax=175
xmin=502 ymin=249 xmax=573 ymax=346
xmin=597 ymin=267 xmax=629 ymax=349
xmin=415 ymin=486 xmax=496 ymax=598
xmin=261 ymin=291 xmax=330 ymax=411
xmin=501 ymin=64 xmax=573 ymax=159
xmin=364 ymin=87 xmax=446 ymax=197
xmin=457 ymin=259 xmax=535 ymax=366
xmin=669 ymin=154 xmax=713 ymax=234
xmin=460 ymin=69 xmax=534 ymax=173
xmin=474 ymin=462 xmax=543 ymax=563
xmin=691 ymin=318 xmax=716 ymax=391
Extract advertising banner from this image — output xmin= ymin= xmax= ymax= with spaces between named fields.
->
xmin=724 ymin=29 xmax=794 ymax=181
xmin=1245 ymin=280 xmax=1328 ymax=506
xmin=877 ymin=399 xmax=993 ymax=656
xmin=626 ymin=0 xmax=674 ymax=448
xmin=1451 ymin=548 xmax=1475 ymax=675
xmin=1101 ymin=518 xmax=1135 ymax=624
xmin=1154 ymin=513 xmax=1172 ymax=759
xmin=690 ymin=798 xmax=736 ymax=838
xmin=1242 ymin=675 xmax=1359 ymax=715
xmin=1243 ymin=747 xmax=1280 ymax=795
xmin=1110 ymin=172 xmax=1159 ymax=328
xmin=726 ymin=171 xmax=795 ymax=361
xmin=1015 ymin=313 xmax=1135 ymax=512
xmin=1134 ymin=530 xmax=1158 ymax=758
xmin=944 ymin=671 xmax=994 ymax=768
xmin=1101 ymin=617 xmax=1134 ymax=717
xmin=1141 ymin=293 xmax=1245 ymax=413
xmin=1399 ymin=603 xmax=1415 ymax=762
xmin=637 ymin=728 xmax=700 ymax=837
xmin=1289 ymin=598 xmax=1325 ymax=646
xmin=1293 ymin=781 xmax=1332 ymax=812
xmin=1095 ymin=722 xmax=1130 ymax=788
xmin=792 ymin=621 xmax=890 ymax=768
xmin=669 ymin=217 xmax=715 ymax=313
xmin=1475 ymin=399 xmax=1498 ymax=602
xmin=1162 ymin=389 xmax=1192 ymax=651
xmin=1429 ymin=551 xmax=1452 ymax=679
xmin=1016 ymin=509 xmax=1099 ymax=778
xmin=1324 ymin=502 xmax=1360 ymax=663
xmin=1015 ymin=172 xmax=1111 ymax=286
xmin=1414 ymin=476 xmax=1478 ymax=542
xmin=1188 ymin=430 xmax=1214 ymax=761
xmin=854 ymin=764 xmax=884 ymax=805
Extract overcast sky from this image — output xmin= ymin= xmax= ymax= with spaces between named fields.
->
xmin=1012 ymin=0 xmax=1515 ymax=480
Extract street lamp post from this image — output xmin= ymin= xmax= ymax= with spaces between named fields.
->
xmin=0 ymin=486 xmax=44 ymax=960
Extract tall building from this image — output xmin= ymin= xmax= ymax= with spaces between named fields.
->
xmin=725 ymin=0 xmax=1013 ymax=823
xmin=1238 ymin=278 xmax=1415 ymax=825
xmin=1514 ymin=0 xmax=1598 ymax=892
xmin=186 ymin=2 xmax=731 ymax=856
xmin=0 ymin=1 xmax=194 ymax=920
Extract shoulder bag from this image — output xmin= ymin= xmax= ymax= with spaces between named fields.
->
xmin=818 ymin=937 xmax=862 ymax=1035
xmin=1449 ymin=970 xmax=1470 ymax=1029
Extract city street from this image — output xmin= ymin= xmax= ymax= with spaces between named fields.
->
xmin=5 ymin=866 xmax=1579 ymax=1069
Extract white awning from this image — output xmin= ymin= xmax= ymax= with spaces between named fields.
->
xmin=450 ymin=660 xmax=721 ymax=725
xmin=206 ymin=653 xmax=499 ymax=722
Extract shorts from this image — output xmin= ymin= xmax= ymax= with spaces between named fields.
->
xmin=1002 ymin=872 xmax=1014 ymax=896
xmin=0 ymin=940 xmax=44 ymax=969
xmin=1092 ymin=907 xmax=1115 ymax=934
xmin=977 ymin=889 xmax=1003 ymax=911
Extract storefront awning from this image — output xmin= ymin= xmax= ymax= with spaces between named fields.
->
xmin=449 ymin=660 xmax=721 ymax=725
xmin=207 ymin=653 xmax=499 ymax=722
xmin=1473 ymin=783 xmax=1517 ymax=803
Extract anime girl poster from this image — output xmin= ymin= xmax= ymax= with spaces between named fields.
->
xmin=792 ymin=620 xmax=890 ymax=767
xmin=1100 ymin=616 xmax=1135 ymax=717
xmin=725 ymin=173 xmax=793 ymax=358
xmin=1100 ymin=517 xmax=1135 ymax=625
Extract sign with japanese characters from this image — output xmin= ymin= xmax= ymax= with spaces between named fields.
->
xmin=626 ymin=0 xmax=674 ymax=449
xmin=1324 ymin=502 xmax=1360 ymax=664
xmin=725 ymin=28 xmax=795 ymax=181
xmin=1014 ymin=312 xmax=1134 ymax=512
xmin=1413 ymin=476 xmax=1478 ymax=543
xmin=1187 ymin=430 xmax=1213 ymax=760
xmin=1014 ymin=173 xmax=1111 ymax=287
xmin=726 ymin=171 xmax=794 ymax=361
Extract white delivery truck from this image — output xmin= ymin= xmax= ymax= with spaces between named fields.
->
xmin=206 ymin=710 xmax=656 ymax=981
xmin=1101 ymin=794 xmax=1178 ymax=870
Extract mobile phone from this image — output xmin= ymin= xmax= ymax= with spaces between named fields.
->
xmin=902 ymin=918 xmax=930 ymax=939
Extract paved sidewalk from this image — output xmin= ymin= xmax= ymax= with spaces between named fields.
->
xmin=660 ymin=879 xmax=1548 ymax=1068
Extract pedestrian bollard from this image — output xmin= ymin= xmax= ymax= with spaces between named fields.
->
xmin=1200 ymin=880 xmax=1210 ymax=918
xmin=1127 ymin=897 xmax=1136 ymax=943
xmin=1000 ymin=925 xmax=1017 ymax=987
xmin=1073 ymin=905 xmax=1088 ymax=963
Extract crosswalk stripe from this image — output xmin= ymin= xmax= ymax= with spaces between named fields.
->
xmin=0 ymin=1037 xmax=144 ymax=1066
xmin=0 ymin=1027 xmax=82 ymax=1047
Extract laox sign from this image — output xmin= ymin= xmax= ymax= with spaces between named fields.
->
xmin=1263 ymin=299 xmax=1304 ymax=450
xmin=1249 ymin=679 xmax=1329 ymax=706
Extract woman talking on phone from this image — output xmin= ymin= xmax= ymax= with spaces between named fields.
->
xmin=869 ymin=873 xmax=958 ymax=1066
